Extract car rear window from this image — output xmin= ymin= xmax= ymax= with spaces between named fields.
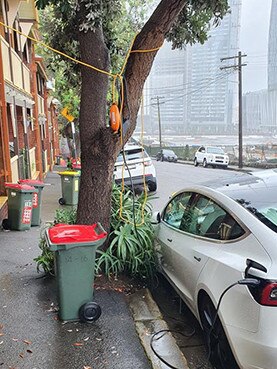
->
xmin=116 ymin=148 xmax=149 ymax=163
xmin=163 ymin=150 xmax=175 ymax=155
xmin=207 ymin=147 xmax=225 ymax=154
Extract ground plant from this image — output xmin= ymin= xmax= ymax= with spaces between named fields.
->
xmin=35 ymin=185 xmax=156 ymax=278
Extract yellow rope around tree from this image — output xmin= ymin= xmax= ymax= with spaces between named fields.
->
xmin=0 ymin=20 xmax=163 ymax=225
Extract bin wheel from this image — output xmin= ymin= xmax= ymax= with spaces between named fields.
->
xmin=79 ymin=302 xmax=101 ymax=323
xmin=59 ymin=197 xmax=66 ymax=205
xmin=2 ymin=219 xmax=11 ymax=230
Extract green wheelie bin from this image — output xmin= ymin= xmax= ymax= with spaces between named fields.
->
xmin=19 ymin=179 xmax=45 ymax=226
xmin=2 ymin=183 xmax=37 ymax=231
xmin=58 ymin=171 xmax=80 ymax=205
xmin=45 ymin=223 xmax=107 ymax=322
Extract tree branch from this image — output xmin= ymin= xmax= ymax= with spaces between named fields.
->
xmin=122 ymin=0 xmax=187 ymax=143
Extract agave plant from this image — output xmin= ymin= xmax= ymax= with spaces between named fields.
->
xmin=96 ymin=183 xmax=157 ymax=278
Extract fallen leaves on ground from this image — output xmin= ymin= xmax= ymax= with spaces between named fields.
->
xmin=23 ymin=340 xmax=32 ymax=345
xmin=73 ymin=342 xmax=83 ymax=347
xmin=83 ymin=366 xmax=92 ymax=369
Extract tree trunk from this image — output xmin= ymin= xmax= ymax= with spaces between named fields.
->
xmin=77 ymin=17 xmax=118 ymax=231
xmin=76 ymin=0 xmax=187 ymax=232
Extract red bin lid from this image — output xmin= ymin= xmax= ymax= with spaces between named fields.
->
xmin=48 ymin=224 xmax=107 ymax=244
xmin=19 ymin=179 xmax=44 ymax=186
xmin=72 ymin=164 xmax=81 ymax=170
xmin=5 ymin=183 xmax=35 ymax=191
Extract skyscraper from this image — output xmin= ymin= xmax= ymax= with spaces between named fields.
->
xmin=186 ymin=0 xmax=241 ymax=134
xmin=268 ymin=0 xmax=277 ymax=91
xmin=146 ymin=0 xmax=241 ymax=135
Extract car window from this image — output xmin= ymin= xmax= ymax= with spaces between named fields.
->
xmin=163 ymin=150 xmax=175 ymax=155
xmin=207 ymin=147 xmax=225 ymax=155
xmin=180 ymin=194 xmax=245 ymax=240
xmin=116 ymin=148 xmax=149 ymax=163
xmin=163 ymin=192 xmax=193 ymax=229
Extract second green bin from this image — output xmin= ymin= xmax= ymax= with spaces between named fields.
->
xmin=19 ymin=179 xmax=45 ymax=226
xmin=58 ymin=171 xmax=80 ymax=205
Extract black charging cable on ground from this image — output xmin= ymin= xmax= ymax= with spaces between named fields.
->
xmin=150 ymin=278 xmax=260 ymax=369
xmin=150 ymin=329 xmax=196 ymax=369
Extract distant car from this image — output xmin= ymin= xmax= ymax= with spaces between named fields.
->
xmin=194 ymin=146 xmax=229 ymax=168
xmin=156 ymin=149 xmax=178 ymax=162
xmin=153 ymin=169 xmax=277 ymax=369
xmin=114 ymin=144 xmax=157 ymax=191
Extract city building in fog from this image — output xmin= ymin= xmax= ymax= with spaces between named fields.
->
xmin=186 ymin=0 xmax=241 ymax=134
xmin=268 ymin=0 xmax=277 ymax=91
xmin=145 ymin=42 xmax=187 ymax=135
xmin=243 ymin=0 xmax=277 ymax=134
xmin=144 ymin=0 xmax=241 ymax=136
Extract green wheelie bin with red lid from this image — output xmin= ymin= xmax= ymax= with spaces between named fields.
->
xmin=45 ymin=223 xmax=107 ymax=322
xmin=2 ymin=183 xmax=38 ymax=231
xmin=19 ymin=179 xmax=45 ymax=226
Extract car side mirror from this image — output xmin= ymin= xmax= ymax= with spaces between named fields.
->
xmin=151 ymin=211 xmax=161 ymax=224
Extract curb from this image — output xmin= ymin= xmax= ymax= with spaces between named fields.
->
xmin=128 ymin=288 xmax=189 ymax=369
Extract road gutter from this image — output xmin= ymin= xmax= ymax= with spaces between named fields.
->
xmin=128 ymin=288 xmax=189 ymax=369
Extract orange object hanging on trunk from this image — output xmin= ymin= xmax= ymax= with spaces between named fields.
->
xmin=110 ymin=103 xmax=121 ymax=133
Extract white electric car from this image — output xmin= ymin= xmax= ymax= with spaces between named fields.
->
xmin=154 ymin=169 xmax=277 ymax=369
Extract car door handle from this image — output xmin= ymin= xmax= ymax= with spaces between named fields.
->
xmin=167 ymin=238 xmax=172 ymax=242
xmin=194 ymin=256 xmax=201 ymax=262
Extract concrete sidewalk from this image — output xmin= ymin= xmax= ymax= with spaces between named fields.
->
xmin=0 ymin=171 xmax=188 ymax=369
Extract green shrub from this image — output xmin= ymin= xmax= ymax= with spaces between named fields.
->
xmin=34 ymin=184 xmax=157 ymax=279
xmin=34 ymin=208 xmax=77 ymax=274
xmin=96 ymin=183 xmax=156 ymax=278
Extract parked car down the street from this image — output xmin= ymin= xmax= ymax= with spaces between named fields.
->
xmin=153 ymin=169 xmax=277 ymax=369
xmin=114 ymin=144 xmax=157 ymax=192
xmin=194 ymin=146 xmax=229 ymax=168
xmin=156 ymin=149 xmax=178 ymax=162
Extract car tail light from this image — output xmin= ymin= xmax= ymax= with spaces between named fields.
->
xmin=260 ymin=283 xmax=277 ymax=306
xmin=249 ymin=280 xmax=277 ymax=306
xmin=143 ymin=161 xmax=152 ymax=167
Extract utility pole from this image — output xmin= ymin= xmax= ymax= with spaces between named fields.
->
xmin=220 ymin=52 xmax=247 ymax=169
xmin=151 ymin=96 xmax=164 ymax=149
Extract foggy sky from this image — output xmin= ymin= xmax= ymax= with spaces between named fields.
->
xmin=241 ymin=0 xmax=272 ymax=92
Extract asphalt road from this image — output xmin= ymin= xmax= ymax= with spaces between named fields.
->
xmin=149 ymin=161 xmax=252 ymax=369
xmin=150 ymin=160 xmax=247 ymax=212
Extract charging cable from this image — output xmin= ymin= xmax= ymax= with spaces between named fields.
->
xmin=150 ymin=278 xmax=260 ymax=369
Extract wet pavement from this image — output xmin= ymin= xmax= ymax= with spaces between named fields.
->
xmin=150 ymin=275 xmax=213 ymax=369
xmin=0 ymin=172 xmax=152 ymax=369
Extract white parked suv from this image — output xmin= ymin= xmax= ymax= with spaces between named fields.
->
xmin=194 ymin=146 xmax=229 ymax=168
xmin=114 ymin=144 xmax=157 ymax=191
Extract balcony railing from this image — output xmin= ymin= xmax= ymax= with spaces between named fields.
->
xmin=0 ymin=36 xmax=31 ymax=94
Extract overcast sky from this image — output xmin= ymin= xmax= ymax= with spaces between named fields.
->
xmin=240 ymin=0 xmax=272 ymax=92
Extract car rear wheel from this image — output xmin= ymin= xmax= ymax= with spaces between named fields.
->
xmin=194 ymin=158 xmax=198 ymax=166
xmin=203 ymin=159 xmax=208 ymax=168
xmin=199 ymin=294 xmax=239 ymax=369
xmin=148 ymin=180 xmax=157 ymax=192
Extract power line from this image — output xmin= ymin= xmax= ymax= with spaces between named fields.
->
xmin=143 ymin=70 xmax=235 ymax=108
